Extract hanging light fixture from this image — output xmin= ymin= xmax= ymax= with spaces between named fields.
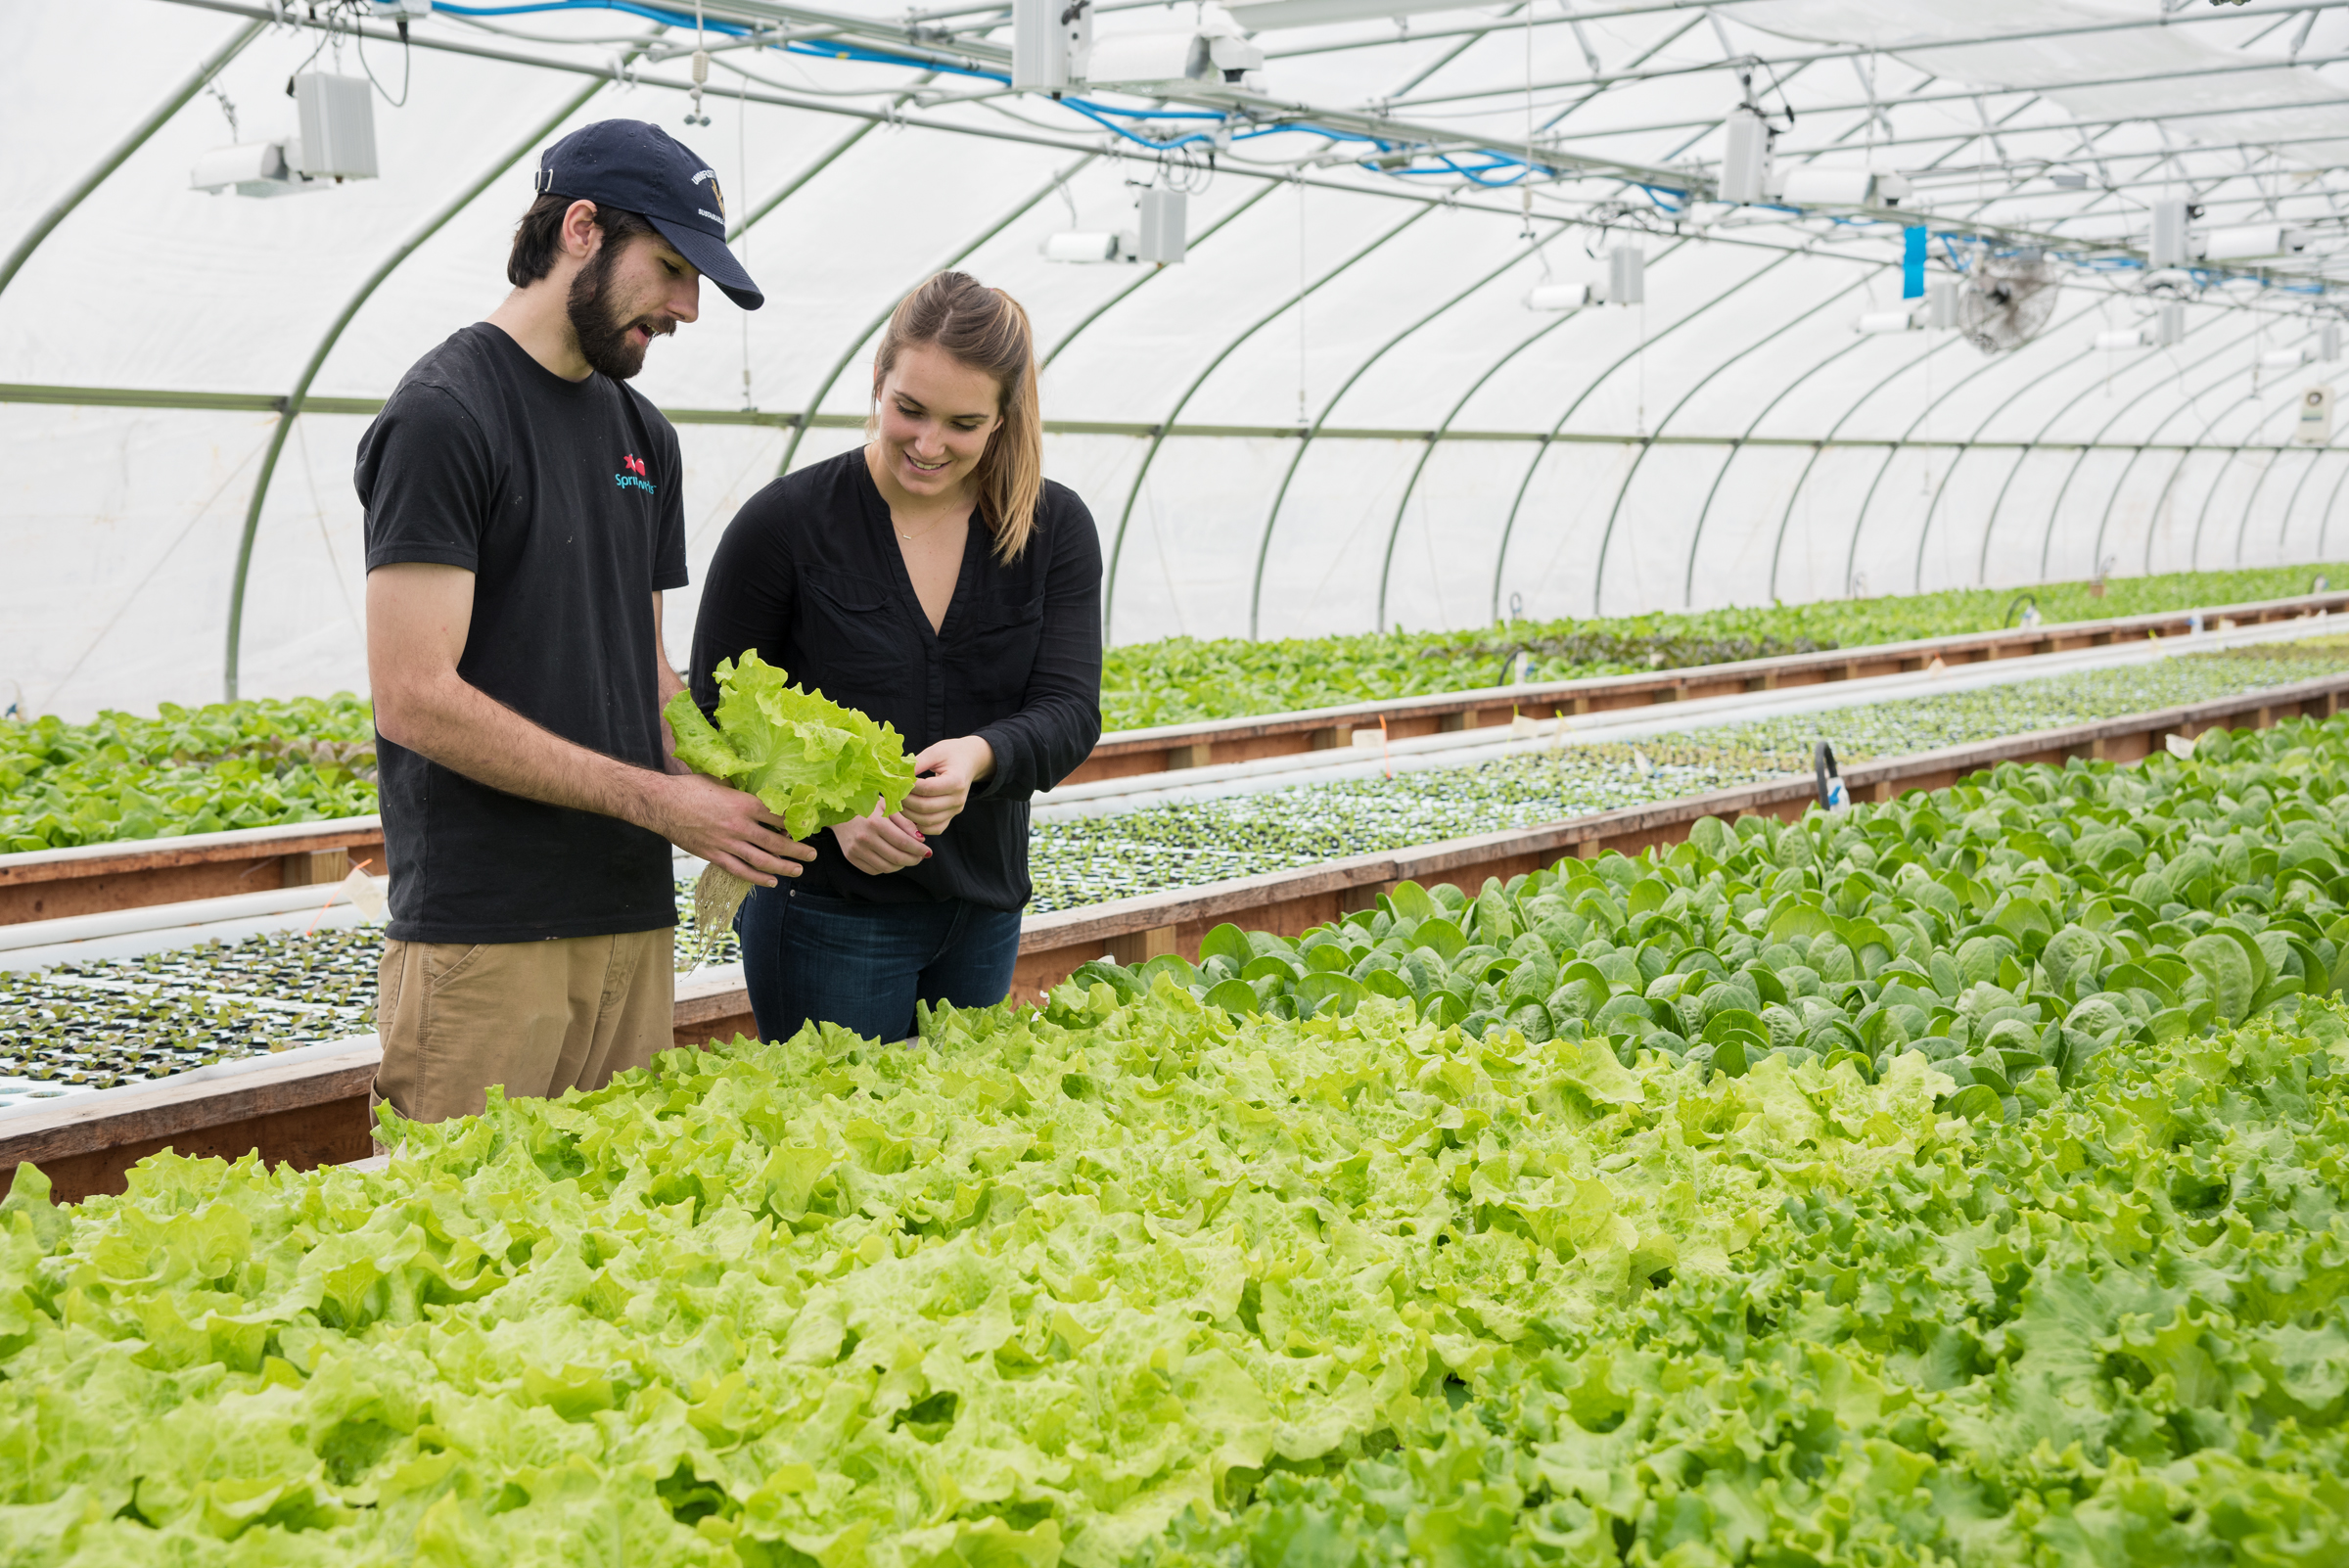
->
xmin=1524 ymin=283 xmax=1592 ymax=311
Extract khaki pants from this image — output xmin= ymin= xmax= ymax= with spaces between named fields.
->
xmin=373 ymin=928 xmax=674 ymax=1128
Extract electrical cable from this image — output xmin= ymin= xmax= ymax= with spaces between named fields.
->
xmin=419 ymin=0 xmax=2284 ymax=273
xmin=353 ymin=6 xmax=414 ymax=106
xmin=281 ymin=0 xmax=414 ymax=106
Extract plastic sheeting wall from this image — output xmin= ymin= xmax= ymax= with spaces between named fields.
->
xmin=4 ymin=1 xmax=2344 ymax=720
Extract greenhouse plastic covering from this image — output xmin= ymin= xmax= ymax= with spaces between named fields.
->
xmin=6 ymin=0 xmax=2349 ymax=718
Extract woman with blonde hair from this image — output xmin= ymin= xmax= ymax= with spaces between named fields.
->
xmin=688 ymin=271 xmax=1103 ymax=1041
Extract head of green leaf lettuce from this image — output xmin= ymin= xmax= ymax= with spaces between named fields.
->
xmin=663 ymin=653 xmax=918 ymax=840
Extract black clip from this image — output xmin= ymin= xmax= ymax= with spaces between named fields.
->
xmin=1814 ymin=741 xmax=1848 ymax=812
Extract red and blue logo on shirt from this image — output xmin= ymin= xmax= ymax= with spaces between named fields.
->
xmin=616 ymin=453 xmax=654 ymax=495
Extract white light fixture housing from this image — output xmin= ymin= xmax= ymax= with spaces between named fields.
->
xmin=189 ymin=140 xmax=329 ymax=198
xmin=2197 ymin=224 xmax=2307 ymax=262
xmin=1856 ymin=306 xmax=1917 ymax=335
xmin=2148 ymin=199 xmax=2193 ymax=269
xmin=2324 ymin=320 xmax=2343 ymax=362
xmin=1013 ymin=0 xmax=1092 ymax=92
xmin=1524 ymin=282 xmax=1592 ymax=311
xmin=1719 ymin=108 xmax=1770 ymax=205
xmin=1927 ymin=280 xmax=1960 ymax=331
xmin=2198 ymin=222 xmax=2311 ymax=260
xmin=2262 ymin=346 xmax=2313 ymax=370
xmin=2156 ymin=300 xmax=2187 ymax=346
xmin=1607 ymin=246 xmax=1644 ymax=305
xmin=1083 ymin=4 xmax=1262 ymax=90
xmin=2095 ymin=327 xmax=2152 ymax=350
xmin=1769 ymin=166 xmax=1904 ymax=208
xmin=2296 ymin=384 xmax=2335 ymax=447
xmin=1041 ymin=230 xmax=1137 ymax=262
xmin=291 ymin=73 xmax=377 ymax=180
xmin=1135 ymin=187 xmax=1186 ymax=263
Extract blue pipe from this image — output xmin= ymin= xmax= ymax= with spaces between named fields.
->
xmin=426 ymin=0 xmax=2328 ymax=291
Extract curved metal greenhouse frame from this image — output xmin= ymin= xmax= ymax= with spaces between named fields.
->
xmin=5 ymin=0 xmax=2346 ymax=717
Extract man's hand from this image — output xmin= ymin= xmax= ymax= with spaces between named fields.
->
xmin=902 ymin=735 xmax=996 ymax=837
xmin=643 ymin=772 xmax=814 ymax=886
xmin=832 ymin=798 xmax=931 ymax=876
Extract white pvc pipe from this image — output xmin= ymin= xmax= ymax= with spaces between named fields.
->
xmin=0 ymin=877 xmax=388 ymax=970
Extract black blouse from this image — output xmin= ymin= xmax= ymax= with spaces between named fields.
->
xmin=687 ymin=448 xmax=1103 ymax=911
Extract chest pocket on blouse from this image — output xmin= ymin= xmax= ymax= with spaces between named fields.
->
xmin=800 ymin=573 xmax=910 ymax=700
xmin=955 ymin=596 xmax=1045 ymax=710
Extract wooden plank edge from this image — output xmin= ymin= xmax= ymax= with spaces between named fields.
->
xmin=0 ymin=820 xmax=386 ymax=887
xmin=0 ymin=1050 xmax=380 ymax=1170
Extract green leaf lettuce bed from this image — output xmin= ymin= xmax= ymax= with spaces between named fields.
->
xmin=0 ymin=697 xmax=377 ymax=853
xmin=4 ymin=993 xmax=2347 ymax=1561
xmin=3 ymin=560 xmax=2339 ymax=848
xmin=1099 ymin=561 xmax=2349 ymax=727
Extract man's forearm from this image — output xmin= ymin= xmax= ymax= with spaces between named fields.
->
xmin=381 ymin=669 xmax=665 ymax=827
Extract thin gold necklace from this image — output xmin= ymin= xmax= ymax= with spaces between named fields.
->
xmin=895 ymin=508 xmax=962 ymax=544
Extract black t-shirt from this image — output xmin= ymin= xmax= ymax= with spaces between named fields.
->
xmin=356 ymin=323 xmax=687 ymax=944
xmin=688 ymin=448 xmax=1102 ymax=911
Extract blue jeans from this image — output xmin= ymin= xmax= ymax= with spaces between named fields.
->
xmin=735 ymin=885 xmax=1022 ymax=1043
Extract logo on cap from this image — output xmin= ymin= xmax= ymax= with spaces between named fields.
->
xmin=693 ymin=169 xmax=725 ymax=221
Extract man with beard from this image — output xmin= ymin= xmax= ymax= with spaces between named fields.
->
xmin=355 ymin=119 xmax=812 ymax=1128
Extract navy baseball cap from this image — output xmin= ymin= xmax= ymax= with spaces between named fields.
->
xmin=534 ymin=119 xmax=763 ymax=310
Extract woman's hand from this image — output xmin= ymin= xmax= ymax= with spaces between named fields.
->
xmin=831 ymin=798 xmax=931 ymax=876
xmin=828 ymin=738 xmax=995 ymax=874
xmin=902 ymin=736 xmax=996 ymax=836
